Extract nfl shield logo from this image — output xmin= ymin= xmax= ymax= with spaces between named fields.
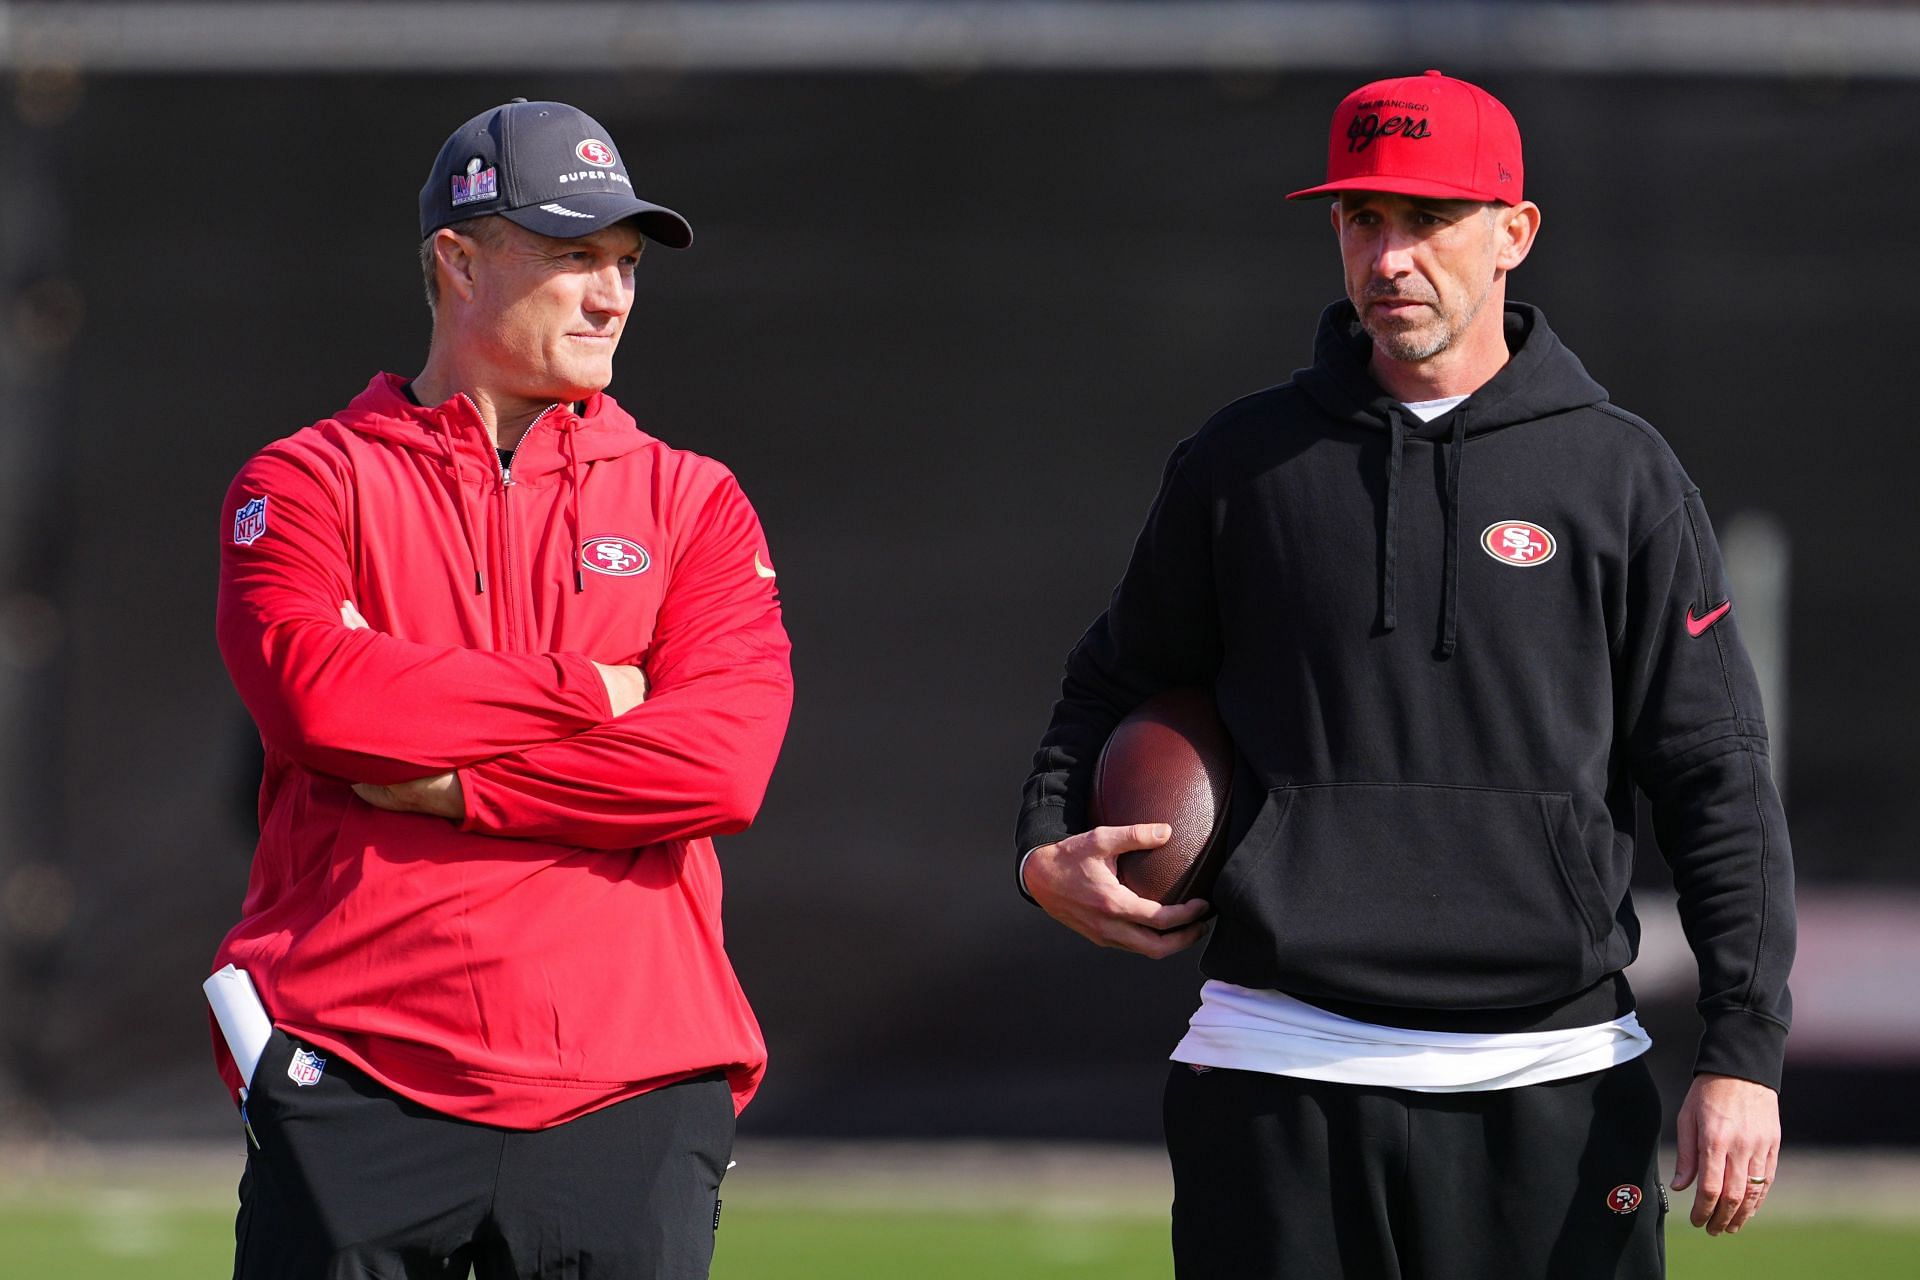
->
xmin=287 ymin=1047 xmax=327 ymax=1087
xmin=233 ymin=497 xmax=269 ymax=546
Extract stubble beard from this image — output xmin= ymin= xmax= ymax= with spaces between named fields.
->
xmin=1359 ymin=276 xmax=1494 ymax=365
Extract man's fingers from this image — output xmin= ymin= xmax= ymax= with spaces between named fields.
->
xmin=1094 ymin=884 xmax=1207 ymax=932
xmin=1141 ymin=898 xmax=1211 ymax=931
xmin=1691 ymin=1146 xmax=1733 ymax=1231
xmin=1672 ymin=1104 xmax=1698 ymax=1190
xmin=1727 ymin=1176 xmax=1768 ymax=1233
xmin=1688 ymin=1153 xmax=1719 ymax=1228
xmin=340 ymin=600 xmax=370 ymax=630
xmin=1725 ymin=1148 xmax=1778 ymax=1234
xmin=1098 ymin=917 xmax=1210 ymax=959
xmin=1083 ymin=823 xmax=1171 ymax=857
xmin=1705 ymin=1152 xmax=1747 ymax=1234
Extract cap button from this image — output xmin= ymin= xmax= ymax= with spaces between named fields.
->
xmin=1424 ymin=69 xmax=1443 ymax=77
xmin=510 ymin=96 xmax=528 ymax=103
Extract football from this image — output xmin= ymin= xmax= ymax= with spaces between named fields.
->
xmin=1089 ymin=686 xmax=1235 ymax=905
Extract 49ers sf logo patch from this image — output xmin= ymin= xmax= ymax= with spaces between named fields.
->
xmin=1607 ymin=1184 xmax=1644 ymax=1215
xmin=1481 ymin=519 xmax=1557 ymax=567
xmin=582 ymin=536 xmax=650 ymax=577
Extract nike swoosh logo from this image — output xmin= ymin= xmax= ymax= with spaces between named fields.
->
xmin=1686 ymin=601 xmax=1732 ymax=638
xmin=753 ymin=552 xmax=777 ymax=580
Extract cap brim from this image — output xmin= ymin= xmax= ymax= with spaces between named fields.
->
xmin=1286 ymin=175 xmax=1511 ymax=204
xmin=501 ymin=191 xmax=694 ymax=248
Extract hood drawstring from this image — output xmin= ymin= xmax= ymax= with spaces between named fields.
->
xmin=1380 ymin=407 xmax=1406 ymax=634
xmin=1436 ymin=408 xmax=1467 ymax=660
xmin=437 ymin=416 xmax=486 ymax=595
xmin=564 ymin=419 xmax=586 ymax=592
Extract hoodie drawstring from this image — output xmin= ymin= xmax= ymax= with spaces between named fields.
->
xmin=1378 ymin=405 xmax=1467 ymax=658
xmin=1436 ymin=408 xmax=1467 ymax=660
xmin=564 ymin=420 xmax=586 ymax=592
xmin=438 ymin=416 xmax=486 ymax=595
xmin=1380 ymin=407 xmax=1406 ymax=633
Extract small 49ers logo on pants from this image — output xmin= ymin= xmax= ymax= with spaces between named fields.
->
xmin=1606 ymin=1184 xmax=1644 ymax=1214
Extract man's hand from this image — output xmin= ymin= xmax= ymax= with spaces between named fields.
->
xmin=341 ymin=600 xmax=370 ymax=630
xmin=1672 ymin=1073 xmax=1781 ymax=1236
xmin=353 ymin=773 xmax=465 ymax=820
xmin=1023 ymin=824 xmax=1211 ymax=959
xmin=593 ymin=662 xmax=649 ymax=717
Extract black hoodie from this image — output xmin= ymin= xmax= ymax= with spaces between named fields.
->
xmin=1017 ymin=301 xmax=1795 ymax=1090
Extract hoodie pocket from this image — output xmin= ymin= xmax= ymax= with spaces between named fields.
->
xmin=1208 ymin=783 xmax=1610 ymax=1009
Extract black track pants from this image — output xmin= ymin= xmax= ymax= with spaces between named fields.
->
xmin=1164 ymin=1058 xmax=1667 ymax=1279
xmin=234 ymin=1029 xmax=735 ymax=1280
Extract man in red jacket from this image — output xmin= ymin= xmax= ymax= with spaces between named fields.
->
xmin=211 ymin=99 xmax=793 ymax=1279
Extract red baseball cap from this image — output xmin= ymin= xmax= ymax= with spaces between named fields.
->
xmin=1287 ymin=69 xmax=1524 ymax=205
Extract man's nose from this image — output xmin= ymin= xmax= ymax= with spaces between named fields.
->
xmin=1371 ymin=229 xmax=1418 ymax=279
xmin=584 ymin=266 xmax=632 ymax=317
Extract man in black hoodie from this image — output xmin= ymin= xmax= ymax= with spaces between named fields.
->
xmin=1016 ymin=71 xmax=1794 ymax=1278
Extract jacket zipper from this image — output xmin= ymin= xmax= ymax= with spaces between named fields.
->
xmin=498 ymin=404 xmax=565 ymax=653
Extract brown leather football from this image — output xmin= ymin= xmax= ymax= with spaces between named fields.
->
xmin=1089 ymin=686 xmax=1235 ymax=905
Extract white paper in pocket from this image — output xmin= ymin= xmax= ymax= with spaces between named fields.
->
xmin=203 ymin=964 xmax=272 ymax=1087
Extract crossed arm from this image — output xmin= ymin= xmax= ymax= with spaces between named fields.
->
xmin=337 ymin=601 xmax=649 ymax=819
xmin=218 ymin=446 xmax=793 ymax=848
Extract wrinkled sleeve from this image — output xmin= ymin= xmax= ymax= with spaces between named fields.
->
xmin=1013 ymin=440 xmax=1222 ymax=892
xmin=1619 ymin=490 xmax=1796 ymax=1089
xmin=457 ymin=473 xmax=794 ymax=850
xmin=216 ymin=446 xmax=612 ymax=784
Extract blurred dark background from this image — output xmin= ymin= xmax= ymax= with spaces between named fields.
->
xmin=1 ymin=2 xmax=1914 ymax=1151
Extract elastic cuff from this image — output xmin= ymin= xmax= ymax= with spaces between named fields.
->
xmin=1016 ymin=847 xmax=1044 ymax=906
xmin=1694 ymin=1008 xmax=1790 ymax=1092
xmin=1015 ymin=804 xmax=1071 ymax=907
xmin=454 ymin=765 xmax=489 ymax=835
xmin=560 ymin=651 xmax=615 ymax=722
xmin=1015 ymin=802 xmax=1070 ymax=862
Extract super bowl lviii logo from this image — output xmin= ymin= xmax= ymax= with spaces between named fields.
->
xmin=451 ymin=156 xmax=499 ymax=208
xmin=1481 ymin=519 xmax=1557 ymax=567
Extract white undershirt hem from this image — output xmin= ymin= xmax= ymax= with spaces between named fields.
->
xmin=1171 ymin=980 xmax=1652 ymax=1093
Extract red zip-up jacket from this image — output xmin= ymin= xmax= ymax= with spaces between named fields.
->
xmin=211 ymin=373 xmax=793 ymax=1127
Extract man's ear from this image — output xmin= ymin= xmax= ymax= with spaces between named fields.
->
xmin=1495 ymin=201 xmax=1542 ymax=272
xmin=433 ymin=228 xmax=483 ymax=305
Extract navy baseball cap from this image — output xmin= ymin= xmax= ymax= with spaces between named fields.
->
xmin=419 ymin=99 xmax=692 ymax=248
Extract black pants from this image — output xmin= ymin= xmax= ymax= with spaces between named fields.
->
xmin=235 ymin=1029 xmax=735 ymax=1280
xmin=1164 ymin=1058 xmax=1667 ymax=1279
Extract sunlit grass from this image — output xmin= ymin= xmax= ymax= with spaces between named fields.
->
xmin=4 ymin=1198 xmax=1918 ymax=1279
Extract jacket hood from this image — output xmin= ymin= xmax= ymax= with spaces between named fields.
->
xmin=333 ymin=373 xmax=655 ymax=480
xmin=330 ymin=373 xmax=657 ymax=596
xmin=1290 ymin=301 xmax=1607 ymax=661
xmin=1294 ymin=300 xmax=1609 ymax=437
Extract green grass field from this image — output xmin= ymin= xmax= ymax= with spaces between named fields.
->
xmin=4 ymin=1201 xmax=1918 ymax=1278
